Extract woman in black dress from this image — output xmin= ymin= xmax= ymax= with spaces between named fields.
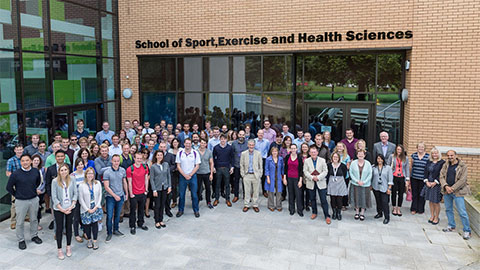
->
xmin=421 ymin=147 xmax=445 ymax=225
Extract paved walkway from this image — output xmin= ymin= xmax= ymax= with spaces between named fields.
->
xmin=0 ymin=196 xmax=479 ymax=270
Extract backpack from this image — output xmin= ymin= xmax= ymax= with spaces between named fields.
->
xmin=130 ymin=163 xmax=147 ymax=173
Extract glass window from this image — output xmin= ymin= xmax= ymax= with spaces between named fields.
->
xmin=262 ymin=94 xmax=291 ymax=130
xmin=73 ymin=108 xmax=97 ymax=136
xmin=25 ymin=110 xmax=52 ymax=143
xmin=139 ymin=57 xmax=176 ymax=91
xmin=0 ymin=112 xmax=22 ymax=219
xmin=233 ymin=56 xmax=261 ymax=92
xmin=205 ymin=93 xmax=229 ymax=128
xmin=0 ymin=0 xmax=19 ymax=50
xmin=23 ymin=52 xmax=51 ymax=109
xmin=178 ymin=57 xmax=202 ymax=91
xmin=232 ymin=93 xmax=261 ymax=133
xmin=142 ymin=93 xmax=176 ymax=126
xmin=101 ymin=13 xmax=115 ymax=57
xmin=208 ymin=56 xmax=229 ymax=92
xmin=49 ymin=0 xmax=99 ymax=56
xmin=307 ymin=105 xmax=344 ymax=141
xmin=0 ymin=50 xmax=21 ymax=112
xmin=53 ymin=111 xmax=68 ymax=137
xmin=377 ymin=54 xmax=403 ymax=93
xmin=52 ymin=54 xmax=100 ymax=106
xmin=19 ymin=0 xmax=47 ymax=52
xmin=376 ymin=94 xmax=401 ymax=145
xmin=263 ymin=55 xmax=291 ymax=92
xmin=178 ymin=92 xmax=202 ymax=127
xmin=99 ymin=0 xmax=114 ymax=13
xmin=104 ymin=102 xmax=116 ymax=132
xmin=103 ymin=58 xmax=116 ymax=100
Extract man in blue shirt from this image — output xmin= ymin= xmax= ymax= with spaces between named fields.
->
xmin=95 ymin=121 xmax=115 ymax=144
xmin=254 ymin=129 xmax=270 ymax=198
xmin=281 ymin=124 xmax=294 ymax=141
xmin=177 ymin=122 xmax=192 ymax=147
xmin=207 ymin=127 xmax=221 ymax=151
xmin=212 ymin=134 xmax=234 ymax=207
xmin=6 ymin=144 xmax=25 ymax=230
xmin=293 ymin=129 xmax=305 ymax=151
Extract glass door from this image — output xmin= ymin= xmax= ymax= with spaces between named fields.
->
xmin=306 ymin=105 xmax=344 ymax=142
xmin=54 ymin=105 xmax=99 ymax=137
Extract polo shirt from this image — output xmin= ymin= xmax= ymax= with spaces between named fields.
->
xmin=103 ymin=166 xmax=127 ymax=197
xmin=126 ymin=164 xmax=149 ymax=195
xmin=175 ymin=149 xmax=201 ymax=175
xmin=23 ymin=144 xmax=39 ymax=156
xmin=45 ymin=154 xmax=71 ymax=168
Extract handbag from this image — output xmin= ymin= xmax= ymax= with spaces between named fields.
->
xmin=406 ymin=189 xmax=412 ymax=201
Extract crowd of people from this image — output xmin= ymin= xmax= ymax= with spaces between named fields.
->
xmin=5 ymin=118 xmax=473 ymax=259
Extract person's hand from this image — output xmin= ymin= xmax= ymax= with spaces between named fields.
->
xmin=426 ymin=182 xmax=431 ymax=188
xmin=431 ymin=182 xmax=436 ymax=187
xmin=406 ymin=180 xmax=410 ymax=189
xmin=144 ymin=191 xmax=148 ymax=195
xmin=185 ymin=174 xmax=191 ymax=180
xmin=229 ymin=168 xmax=234 ymax=175
xmin=88 ymin=209 xmax=94 ymax=214
xmin=297 ymin=181 xmax=302 ymax=188
xmin=130 ymin=193 xmax=135 ymax=199
xmin=386 ymin=189 xmax=391 ymax=195
xmin=358 ymin=181 xmax=364 ymax=186
xmin=267 ymin=179 xmax=271 ymax=185
xmin=153 ymin=191 xmax=158 ymax=197
xmin=283 ymin=179 xmax=287 ymax=186
xmin=36 ymin=189 xmax=42 ymax=195
xmin=446 ymin=186 xmax=454 ymax=194
xmin=167 ymin=187 xmax=172 ymax=194
xmin=213 ymin=168 xmax=216 ymax=174
xmin=312 ymin=176 xmax=318 ymax=182
xmin=209 ymin=174 xmax=213 ymax=181
xmin=114 ymin=195 xmax=121 ymax=202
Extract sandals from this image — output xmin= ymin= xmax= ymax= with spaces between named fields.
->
xmin=75 ymin=236 xmax=83 ymax=243
xmin=359 ymin=215 xmax=365 ymax=221
xmin=87 ymin=240 xmax=93 ymax=249
xmin=432 ymin=218 xmax=440 ymax=225
xmin=93 ymin=241 xmax=99 ymax=250
xmin=354 ymin=214 xmax=360 ymax=220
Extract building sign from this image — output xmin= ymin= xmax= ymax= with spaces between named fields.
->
xmin=135 ymin=30 xmax=412 ymax=49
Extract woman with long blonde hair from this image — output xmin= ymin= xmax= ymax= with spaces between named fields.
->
xmin=78 ymin=167 xmax=103 ymax=249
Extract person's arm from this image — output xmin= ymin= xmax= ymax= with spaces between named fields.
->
xmin=450 ymin=164 xmax=468 ymax=192
xmin=177 ymin=163 xmax=186 ymax=178
xmin=229 ymin=147 xmax=234 ymax=173
xmin=122 ymin=175 xmax=128 ymax=198
xmin=94 ymin=159 xmax=102 ymax=177
xmin=265 ymin=159 xmax=271 ymax=184
xmin=439 ymin=163 xmax=448 ymax=192
xmin=150 ymin=165 xmax=158 ymax=192
xmin=240 ymin=153 xmax=246 ymax=178
xmin=70 ymin=181 xmax=77 ymax=209
xmin=318 ymin=159 xmax=328 ymax=181
xmin=209 ymin=157 xmax=214 ymax=181
xmin=283 ymin=155 xmax=289 ymax=176
xmin=94 ymin=183 xmax=102 ymax=210
xmin=349 ymin=162 xmax=359 ymax=184
xmin=127 ymin=177 xmax=134 ymax=197
xmin=51 ymin=180 xmax=63 ymax=211
xmin=363 ymin=162 xmax=373 ymax=187
xmin=6 ymin=173 xmax=16 ymax=196
xmin=78 ymin=185 xmax=90 ymax=213
xmin=103 ymin=173 xmax=120 ymax=200
xmin=144 ymin=168 xmax=149 ymax=194
xmin=166 ymin=166 xmax=172 ymax=189
xmin=303 ymin=159 xmax=313 ymax=182
xmin=404 ymin=157 xmax=410 ymax=181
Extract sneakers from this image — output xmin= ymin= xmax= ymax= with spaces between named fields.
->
xmin=442 ymin=227 xmax=455 ymax=232
xmin=207 ymin=203 xmax=214 ymax=209
xmin=98 ymin=223 xmax=103 ymax=232
xmin=463 ymin=232 xmax=471 ymax=240
xmin=106 ymin=234 xmax=112 ymax=242
xmin=31 ymin=236 xmax=43 ymax=245
xmin=18 ymin=241 xmax=26 ymax=250
xmin=113 ymin=230 xmax=124 ymax=236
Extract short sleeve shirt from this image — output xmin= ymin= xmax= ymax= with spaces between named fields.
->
xmin=103 ymin=166 xmax=127 ymax=197
xmin=175 ymin=149 xmax=201 ymax=175
xmin=6 ymin=156 xmax=21 ymax=173
xmin=126 ymin=164 xmax=149 ymax=195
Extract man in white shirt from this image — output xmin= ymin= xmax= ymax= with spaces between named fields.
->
xmin=109 ymin=135 xmax=123 ymax=157
xmin=175 ymin=138 xmax=201 ymax=218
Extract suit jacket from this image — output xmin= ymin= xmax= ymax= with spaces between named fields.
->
xmin=240 ymin=150 xmax=262 ymax=180
xmin=303 ymin=157 xmax=328 ymax=190
xmin=373 ymin=141 xmax=396 ymax=160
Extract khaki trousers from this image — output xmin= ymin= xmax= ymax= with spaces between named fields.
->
xmin=243 ymin=174 xmax=260 ymax=207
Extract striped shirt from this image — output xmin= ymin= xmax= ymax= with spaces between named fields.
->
xmin=411 ymin=152 xmax=429 ymax=180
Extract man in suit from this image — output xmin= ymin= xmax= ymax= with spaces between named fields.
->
xmin=373 ymin=131 xmax=396 ymax=160
xmin=303 ymin=145 xmax=330 ymax=223
xmin=240 ymin=139 xmax=263 ymax=213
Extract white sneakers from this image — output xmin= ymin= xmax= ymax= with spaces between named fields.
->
xmin=463 ymin=231 xmax=471 ymax=240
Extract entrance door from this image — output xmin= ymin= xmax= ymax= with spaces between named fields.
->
xmin=304 ymin=102 xmax=375 ymax=150
xmin=54 ymin=105 xmax=99 ymax=137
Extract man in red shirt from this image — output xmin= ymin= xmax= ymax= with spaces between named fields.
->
xmin=127 ymin=152 xmax=149 ymax=235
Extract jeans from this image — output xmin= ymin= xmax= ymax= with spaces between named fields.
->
xmin=444 ymin=193 xmax=471 ymax=232
xmin=106 ymin=195 xmax=124 ymax=235
xmin=309 ymin=185 xmax=330 ymax=218
xmin=215 ymin=167 xmax=231 ymax=201
xmin=179 ymin=174 xmax=199 ymax=213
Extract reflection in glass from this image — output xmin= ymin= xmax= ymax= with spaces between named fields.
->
xmin=73 ymin=108 xmax=97 ymax=136
xmin=49 ymin=0 xmax=98 ymax=55
xmin=0 ymin=50 xmax=21 ymax=112
xmin=20 ymin=0 xmax=47 ymax=52
xmin=103 ymin=58 xmax=116 ymax=100
xmin=350 ymin=107 xmax=369 ymax=142
xmin=179 ymin=57 xmax=202 ymax=91
xmin=139 ymin=57 xmax=176 ymax=91
xmin=178 ymin=93 xmax=202 ymax=127
xmin=101 ymin=13 xmax=115 ymax=57
xmin=54 ymin=112 xmax=68 ymax=137
xmin=25 ymin=110 xmax=51 ymax=144
xmin=232 ymin=94 xmax=261 ymax=133
xmin=262 ymin=94 xmax=291 ymax=131
xmin=263 ymin=55 xmax=291 ymax=91
xmin=376 ymin=95 xmax=401 ymax=145
xmin=209 ymin=57 xmax=228 ymax=92
xmin=0 ymin=0 xmax=18 ymax=50
xmin=205 ymin=93 xmax=229 ymax=128
xmin=377 ymin=54 xmax=402 ymax=93
xmin=23 ymin=52 xmax=51 ymax=109
xmin=52 ymin=54 xmax=99 ymax=106
xmin=307 ymin=106 xmax=343 ymax=142
xmin=233 ymin=56 xmax=261 ymax=92
xmin=104 ymin=102 xmax=116 ymax=132
xmin=142 ymin=93 xmax=176 ymax=125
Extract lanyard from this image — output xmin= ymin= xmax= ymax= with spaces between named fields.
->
xmin=62 ymin=181 xmax=69 ymax=199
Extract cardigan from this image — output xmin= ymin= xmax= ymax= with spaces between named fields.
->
xmin=264 ymin=156 xmax=284 ymax=193
xmin=386 ymin=155 xmax=410 ymax=180
xmin=349 ymin=159 xmax=373 ymax=187
xmin=326 ymin=163 xmax=348 ymax=186
xmin=51 ymin=177 xmax=78 ymax=211
xmin=77 ymin=181 xmax=102 ymax=214
xmin=283 ymin=154 xmax=303 ymax=179
xmin=371 ymin=165 xmax=394 ymax=193
xmin=150 ymin=162 xmax=172 ymax=191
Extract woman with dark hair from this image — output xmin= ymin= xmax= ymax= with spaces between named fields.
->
xmin=32 ymin=154 xmax=45 ymax=231
xmin=372 ymin=154 xmax=393 ymax=224
xmin=387 ymin=145 xmax=410 ymax=216
xmin=279 ymin=136 xmax=292 ymax=159
xmin=71 ymin=159 xmax=86 ymax=243
xmin=140 ymin=148 xmax=152 ymax=218
xmin=89 ymin=143 xmax=100 ymax=160
xmin=327 ymin=152 xmax=348 ymax=221
xmin=77 ymin=148 xmax=95 ymax=171
xmin=150 ymin=150 xmax=171 ymax=229
xmin=300 ymin=142 xmax=310 ymax=211
xmin=283 ymin=144 xmax=303 ymax=216
xmin=167 ymin=138 xmax=182 ymax=208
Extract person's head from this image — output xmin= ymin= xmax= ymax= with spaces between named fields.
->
xmin=14 ymin=144 xmax=24 ymax=157
xmin=87 ymin=134 xmax=94 ymax=143
xmin=84 ymin=167 xmax=96 ymax=184
xmin=309 ymin=145 xmax=318 ymax=159
xmin=394 ymin=144 xmax=406 ymax=161
xmin=229 ymin=131 xmax=238 ymax=141
xmin=356 ymin=149 xmax=366 ymax=160
xmin=282 ymin=124 xmax=289 ymax=134
xmin=221 ymin=125 xmax=228 ymax=133
xmin=152 ymin=150 xmax=164 ymax=164
xmin=345 ymin=129 xmax=354 ymax=140
xmin=331 ymin=152 xmax=340 ymax=164
xmin=137 ymin=125 xmax=143 ymax=135
xmin=416 ymin=142 xmax=426 ymax=154
xmin=38 ymin=141 xmax=47 ymax=153
xmin=130 ymin=144 xmax=138 ymax=154
xmin=69 ymin=134 xmax=78 ymax=146
xmin=176 ymin=123 xmax=182 ymax=130
xmin=248 ymin=139 xmax=255 ymax=152
xmin=154 ymin=124 xmax=161 ymax=134
xmin=301 ymin=143 xmax=309 ymax=155
xmin=264 ymin=120 xmax=271 ymax=129
xmin=355 ymin=139 xmax=366 ymax=151
xmin=141 ymin=148 xmax=150 ymax=161
xmin=112 ymin=134 xmax=119 ymax=146
xmin=142 ymin=133 xmax=151 ymax=144
xmin=167 ymin=123 xmax=173 ymax=132
xmin=161 ymin=130 xmax=169 ymax=140
xmin=167 ymin=134 xmax=174 ymax=144
xmin=446 ymin=150 xmax=457 ymax=164
xmin=124 ymin=120 xmax=131 ymax=129
xmin=212 ymin=127 xmax=220 ymax=138
xmin=430 ymin=147 xmax=441 ymax=161
xmin=91 ymin=144 xmax=100 ymax=156
xmin=375 ymin=154 xmax=385 ymax=167
xmin=171 ymin=138 xmax=180 ymax=150
xmin=78 ymin=137 xmax=88 ymax=148
xmin=304 ymin=132 xmax=312 ymax=142
xmin=134 ymin=135 xmax=141 ymax=145
xmin=192 ymin=123 xmax=199 ymax=131
xmin=183 ymin=122 xmax=190 ymax=132
xmin=100 ymin=144 xmax=109 ymax=158
xmin=132 ymin=119 xmax=139 ymax=128
xmin=159 ymin=142 xmax=167 ymax=153
xmin=77 ymin=148 xmax=91 ymax=162
xmin=336 ymin=142 xmax=345 ymax=152
xmin=200 ymin=138 xmax=208 ymax=150
xmin=122 ymin=143 xmax=130 ymax=155
xmin=323 ymin=131 xmax=331 ymax=142
xmin=55 ymin=149 xmax=66 ymax=164
xmin=282 ymin=136 xmax=292 ymax=148
xmin=20 ymin=154 xmax=32 ymax=170
xmin=57 ymin=163 xmax=70 ymax=184
xmin=160 ymin=120 xmax=166 ymax=128
xmin=314 ymin=134 xmax=324 ymax=146
xmin=205 ymin=121 xmax=211 ymax=129
xmin=51 ymin=142 xmax=61 ymax=153
xmin=61 ymin=138 xmax=70 ymax=149
xmin=270 ymin=146 xmax=279 ymax=157
xmin=76 ymin=119 xmax=84 ymax=130
xmin=144 ymin=121 xmax=150 ymax=129
xmin=199 ymin=130 xmax=208 ymax=141
xmin=74 ymin=158 xmax=85 ymax=172
xmin=192 ymin=133 xmax=200 ymax=144
xmin=245 ymin=124 xmax=251 ymax=134
xmin=290 ymin=143 xmax=298 ymax=154
xmin=102 ymin=121 xmax=110 ymax=131
xmin=31 ymin=134 xmax=40 ymax=145
xmin=148 ymin=139 xmax=155 ymax=150
xmin=275 ymin=133 xmax=283 ymax=144
xmin=257 ymin=129 xmax=264 ymax=140
xmin=379 ymin=131 xmax=389 ymax=144
xmin=174 ymin=129 xmax=181 ymax=137
xmin=111 ymin=154 xmax=121 ymax=168
xmin=238 ymin=130 xmax=245 ymax=142
xmin=54 ymin=133 xmax=62 ymax=142
xmin=219 ymin=134 xmax=227 ymax=145
xmin=297 ymin=130 xmax=304 ymax=139
xmin=184 ymin=138 xmax=192 ymax=150
xmin=151 ymin=133 xmax=158 ymax=143
xmin=134 ymin=151 xmax=143 ymax=165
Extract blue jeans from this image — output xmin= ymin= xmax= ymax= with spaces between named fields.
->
xmin=444 ymin=193 xmax=470 ymax=232
xmin=179 ymin=174 xmax=199 ymax=213
xmin=308 ymin=185 xmax=330 ymax=218
xmin=106 ymin=195 xmax=124 ymax=235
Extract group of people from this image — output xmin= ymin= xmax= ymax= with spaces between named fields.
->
xmin=5 ymin=118 xmax=474 ymax=259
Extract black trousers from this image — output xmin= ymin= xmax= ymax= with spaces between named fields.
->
xmin=73 ymin=201 xmax=82 ymax=237
xmin=342 ymin=177 xmax=350 ymax=207
xmin=391 ymin=176 xmax=405 ymax=207
xmin=261 ymin=158 xmax=266 ymax=193
xmin=169 ymin=171 xmax=179 ymax=204
xmin=232 ymin=167 xmax=242 ymax=198
xmin=54 ymin=210 xmax=73 ymax=249
xmin=83 ymin=221 xmax=98 ymax=240
xmin=154 ymin=189 xmax=168 ymax=223
xmin=373 ymin=190 xmax=390 ymax=219
xmin=37 ymin=194 xmax=44 ymax=222
xmin=287 ymin=177 xmax=303 ymax=213
xmin=330 ymin=195 xmax=343 ymax=210
xmin=197 ymin=173 xmax=212 ymax=204
xmin=215 ymin=167 xmax=231 ymax=201
xmin=129 ymin=194 xmax=146 ymax=228
xmin=410 ymin=178 xmax=425 ymax=213
xmin=303 ymin=185 xmax=310 ymax=209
